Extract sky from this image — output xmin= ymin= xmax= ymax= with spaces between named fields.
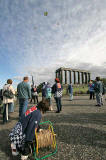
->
xmin=0 ymin=0 xmax=106 ymax=88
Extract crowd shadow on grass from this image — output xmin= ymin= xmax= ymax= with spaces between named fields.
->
xmin=53 ymin=124 xmax=106 ymax=149
xmin=43 ymin=112 xmax=106 ymax=127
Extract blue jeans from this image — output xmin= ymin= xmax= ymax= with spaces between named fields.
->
xmin=55 ymin=97 xmax=62 ymax=112
xmin=69 ymin=93 xmax=73 ymax=100
xmin=8 ymin=103 xmax=14 ymax=112
xmin=96 ymin=93 xmax=103 ymax=105
xmin=19 ymin=98 xmax=28 ymax=118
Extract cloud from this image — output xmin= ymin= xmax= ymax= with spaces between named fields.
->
xmin=0 ymin=0 xmax=106 ymax=86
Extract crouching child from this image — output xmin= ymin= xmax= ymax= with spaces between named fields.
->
xmin=9 ymin=99 xmax=49 ymax=160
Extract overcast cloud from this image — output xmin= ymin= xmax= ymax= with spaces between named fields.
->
xmin=0 ymin=0 xmax=106 ymax=86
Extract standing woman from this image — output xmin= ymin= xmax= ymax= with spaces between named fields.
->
xmin=88 ymin=80 xmax=95 ymax=100
xmin=3 ymin=79 xmax=15 ymax=124
xmin=68 ymin=83 xmax=73 ymax=101
xmin=52 ymin=78 xmax=62 ymax=113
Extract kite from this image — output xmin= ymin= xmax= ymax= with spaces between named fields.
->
xmin=44 ymin=11 xmax=48 ymax=16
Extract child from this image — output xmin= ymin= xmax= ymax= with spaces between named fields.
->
xmin=9 ymin=99 xmax=49 ymax=160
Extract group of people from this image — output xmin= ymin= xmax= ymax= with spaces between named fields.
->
xmin=0 ymin=76 xmax=63 ymax=160
xmin=88 ymin=77 xmax=105 ymax=106
xmin=1 ymin=76 xmax=63 ymax=124
xmin=0 ymin=75 xmax=105 ymax=160
xmin=42 ymin=78 xmax=63 ymax=113
xmin=1 ymin=76 xmax=105 ymax=124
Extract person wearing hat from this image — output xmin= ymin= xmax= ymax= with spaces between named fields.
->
xmin=52 ymin=78 xmax=62 ymax=113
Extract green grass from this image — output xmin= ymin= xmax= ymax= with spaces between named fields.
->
xmin=63 ymin=86 xmax=89 ymax=95
xmin=37 ymin=86 xmax=89 ymax=97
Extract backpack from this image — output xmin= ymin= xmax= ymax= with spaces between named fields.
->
xmin=3 ymin=86 xmax=14 ymax=99
xmin=46 ymin=87 xmax=51 ymax=98
xmin=54 ymin=83 xmax=62 ymax=98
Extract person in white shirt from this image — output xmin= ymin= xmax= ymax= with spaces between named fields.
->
xmin=3 ymin=79 xmax=15 ymax=124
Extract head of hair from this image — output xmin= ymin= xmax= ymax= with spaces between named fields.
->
xmin=96 ymin=77 xmax=100 ymax=81
xmin=55 ymin=78 xmax=60 ymax=83
xmin=37 ymin=99 xmax=49 ymax=113
xmin=7 ymin=79 xmax=13 ymax=84
xmin=23 ymin=77 xmax=29 ymax=81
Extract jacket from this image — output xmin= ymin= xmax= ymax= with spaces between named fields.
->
xmin=3 ymin=84 xmax=15 ymax=104
xmin=17 ymin=81 xmax=31 ymax=99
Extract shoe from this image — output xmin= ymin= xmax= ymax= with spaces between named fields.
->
xmin=97 ymin=104 xmax=101 ymax=107
xmin=95 ymin=104 xmax=99 ymax=106
xmin=101 ymin=103 xmax=104 ymax=106
xmin=21 ymin=155 xmax=28 ymax=160
xmin=98 ymin=105 xmax=101 ymax=107
xmin=56 ymin=111 xmax=60 ymax=113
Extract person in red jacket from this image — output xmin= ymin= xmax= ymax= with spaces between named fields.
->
xmin=9 ymin=99 xmax=49 ymax=160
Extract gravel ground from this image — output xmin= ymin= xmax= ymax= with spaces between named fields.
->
xmin=0 ymin=95 xmax=106 ymax=160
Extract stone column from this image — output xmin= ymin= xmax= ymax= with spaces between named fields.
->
xmin=74 ymin=71 xmax=76 ymax=84
xmin=65 ymin=70 xmax=67 ymax=84
xmin=60 ymin=69 xmax=63 ymax=84
xmin=88 ymin=73 xmax=91 ymax=82
xmin=58 ymin=70 xmax=61 ymax=80
xmin=78 ymin=72 xmax=80 ymax=84
xmin=81 ymin=72 xmax=84 ymax=84
xmin=85 ymin=73 xmax=88 ymax=84
xmin=55 ymin=71 xmax=58 ymax=78
xmin=69 ymin=71 xmax=72 ymax=84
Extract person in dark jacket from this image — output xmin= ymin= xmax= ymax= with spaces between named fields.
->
xmin=9 ymin=99 xmax=49 ymax=160
xmin=94 ymin=77 xmax=103 ymax=106
xmin=52 ymin=78 xmax=62 ymax=113
xmin=30 ymin=85 xmax=38 ymax=104
xmin=68 ymin=83 xmax=73 ymax=101
xmin=42 ymin=82 xmax=47 ymax=100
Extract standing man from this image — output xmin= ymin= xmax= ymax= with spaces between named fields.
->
xmin=52 ymin=78 xmax=62 ymax=113
xmin=42 ymin=82 xmax=47 ymax=101
xmin=30 ymin=85 xmax=38 ymax=104
xmin=94 ymin=77 xmax=103 ymax=107
xmin=68 ymin=83 xmax=73 ymax=101
xmin=17 ymin=77 xmax=31 ymax=118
